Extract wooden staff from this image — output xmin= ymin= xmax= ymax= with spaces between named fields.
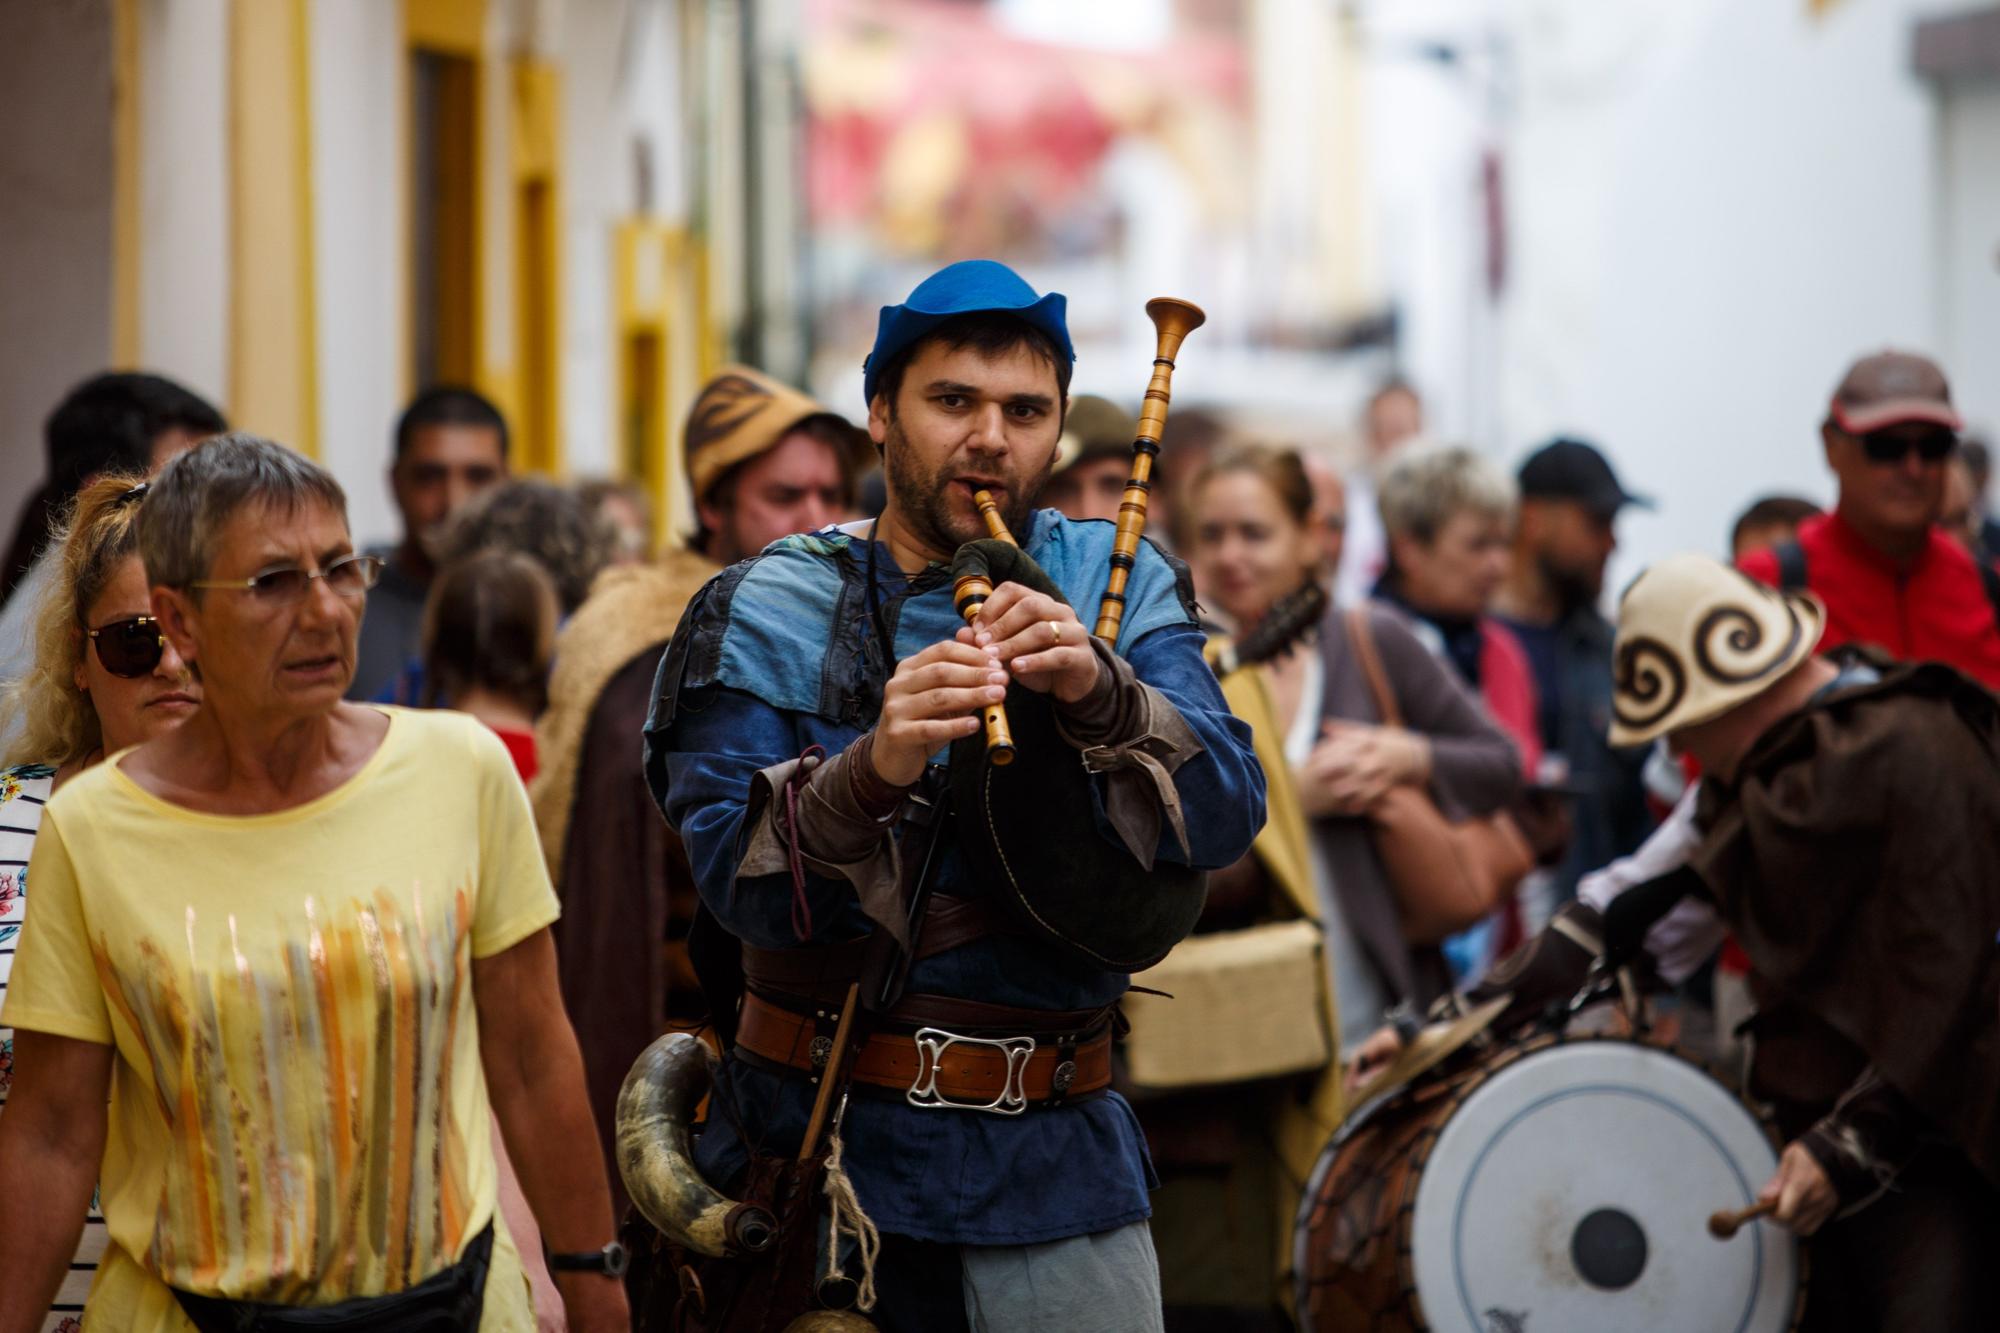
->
xmin=952 ymin=488 xmax=1019 ymax=766
xmin=1094 ymin=297 xmax=1206 ymax=642
xmin=800 ymin=983 xmax=861 ymax=1162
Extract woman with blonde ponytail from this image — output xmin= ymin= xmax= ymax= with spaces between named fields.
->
xmin=0 ymin=473 xmax=201 ymax=1331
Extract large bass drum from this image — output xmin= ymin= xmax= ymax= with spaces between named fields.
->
xmin=1294 ymin=1029 xmax=1803 ymax=1333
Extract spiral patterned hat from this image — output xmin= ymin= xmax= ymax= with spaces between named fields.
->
xmin=1608 ymin=553 xmax=1826 ymax=747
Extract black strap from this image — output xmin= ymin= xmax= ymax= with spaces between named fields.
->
xmin=1774 ymin=534 xmax=2000 ymax=638
xmin=861 ymin=766 xmax=954 ymax=1014
xmin=1978 ymin=561 xmax=2000 ymax=636
xmin=1773 ymin=538 xmax=1808 ymax=593
xmin=1600 ymin=865 xmax=1707 ymax=971
xmin=172 ymin=1224 xmax=492 ymax=1331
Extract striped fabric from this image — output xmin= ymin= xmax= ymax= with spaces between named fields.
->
xmin=1 ymin=763 xmax=101 ymax=1332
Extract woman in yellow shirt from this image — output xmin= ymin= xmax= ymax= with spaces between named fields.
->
xmin=0 ymin=435 xmax=627 ymax=1333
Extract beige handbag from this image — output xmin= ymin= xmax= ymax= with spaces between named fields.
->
xmin=1123 ymin=918 xmax=1333 ymax=1088
xmin=1345 ymin=609 xmax=1533 ymax=947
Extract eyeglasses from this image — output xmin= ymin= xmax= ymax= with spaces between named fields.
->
xmin=86 ymin=616 xmax=166 ymax=678
xmin=1859 ymin=429 xmax=1957 ymax=465
xmin=190 ymin=553 xmax=383 ymax=604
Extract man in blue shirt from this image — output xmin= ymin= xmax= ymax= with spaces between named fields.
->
xmin=643 ymin=261 xmax=1264 ymax=1330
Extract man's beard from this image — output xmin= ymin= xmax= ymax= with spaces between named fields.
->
xmin=1539 ymin=550 xmax=1604 ymax=614
xmin=881 ymin=418 xmax=1051 ymax=556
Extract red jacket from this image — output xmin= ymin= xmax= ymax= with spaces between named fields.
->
xmin=1478 ymin=618 xmax=1543 ymax=777
xmin=1738 ymin=510 xmax=2000 ymax=690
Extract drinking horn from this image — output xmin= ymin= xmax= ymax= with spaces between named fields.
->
xmin=615 ymin=1031 xmax=777 ymax=1257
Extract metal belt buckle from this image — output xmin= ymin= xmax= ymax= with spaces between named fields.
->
xmin=907 ymin=1027 xmax=1036 ymax=1115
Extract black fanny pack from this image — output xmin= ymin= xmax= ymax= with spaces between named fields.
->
xmin=171 ymin=1222 xmax=493 ymax=1332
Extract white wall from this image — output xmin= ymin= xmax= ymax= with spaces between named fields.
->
xmin=138 ymin=0 xmax=230 ymax=408
xmin=560 ymin=0 xmax=691 ymax=482
xmin=1937 ymin=81 xmax=2000 ymax=441
xmin=0 ymin=0 xmax=114 ymax=506
xmin=311 ymin=0 xmax=405 ymax=551
xmin=1366 ymin=0 xmax=1957 ymax=599
xmin=1505 ymin=0 xmax=1943 ymax=594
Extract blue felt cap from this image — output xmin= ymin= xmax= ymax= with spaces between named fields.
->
xmin=862 ymin=260 xmax=1074 ymax=407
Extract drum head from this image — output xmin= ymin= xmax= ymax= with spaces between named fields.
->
xmin=1407 ymin=1040 xmax=1797 ymax=1333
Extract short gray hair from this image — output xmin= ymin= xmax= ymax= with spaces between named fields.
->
xmin=1377 ymin=445 xmax=1516 ymax=545
xmin=140 ymin=432 xmax=349 ymax=589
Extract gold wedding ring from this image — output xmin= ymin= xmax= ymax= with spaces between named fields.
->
xmin=1046 ymin=620 xmax=1062 ymax=645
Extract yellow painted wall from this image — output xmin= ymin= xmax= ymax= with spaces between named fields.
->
xmin=111 ymin=0 xmax=140 ymax=367
xmin=228 ymin=0 xmax=319 ymax=457
xmin=614 ymin=221 xmax=720 ymax=543
xmin=512 ymin=58 xmax=562 ymax=475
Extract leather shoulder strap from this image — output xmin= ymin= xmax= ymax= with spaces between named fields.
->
xmin=1344 ymin=607 xmax=1403 ymax=728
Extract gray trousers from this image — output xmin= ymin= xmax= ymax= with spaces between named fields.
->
xmin=962 ymin=1222 xmax=1164 ymax=1333
xmin=870 ymin=1220 xmax=1165 ymax=1333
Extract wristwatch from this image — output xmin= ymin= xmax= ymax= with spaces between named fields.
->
xmin=547 ymin=1241 xmax=630 ymax=1277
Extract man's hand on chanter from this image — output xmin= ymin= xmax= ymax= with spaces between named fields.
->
xmin=872 ymin=638 xmax=1010 ymax=787
xmin=967 ymin=582 xmax=1103 ymax=703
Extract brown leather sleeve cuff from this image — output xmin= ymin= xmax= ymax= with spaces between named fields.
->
xmin=1052 ymin=635 xmax=1205 ymax=867
xmin=739 ymin=745 xmax=908 ymax=945
xmin=1803 ymin=1069 xmax=1923 ymax=1214
xmin=1446 ymin=900 xmax=1604 ymax=1033
xmin=845 ymin=731 xmax=913 ymax=821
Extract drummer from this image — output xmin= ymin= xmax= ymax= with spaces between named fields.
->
xmin=1352 ymin=553 xmax=2000 ymax=1331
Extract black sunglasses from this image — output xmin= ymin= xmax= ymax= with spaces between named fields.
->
xmin=87 ymin=615 xmax=166 ymax=678
xmin=1859 ymin=429 xmax=1956 ymax=465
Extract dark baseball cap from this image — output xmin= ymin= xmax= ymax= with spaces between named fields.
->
xmin=1828 ymin=350 xmax=1961 ymax=435
xmin=1517 ymin=438 xmax=1652 ymax=518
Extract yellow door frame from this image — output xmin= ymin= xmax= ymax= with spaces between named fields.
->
xmin=228 ymin=0 xmax=320 ymax=458
xmin=615 ymin=221 xmax=725 ymax=546
xmin=511 ymin=58 xmax=562 ymax=476
xmin=404 ymin=0 xmax=488 ymax=407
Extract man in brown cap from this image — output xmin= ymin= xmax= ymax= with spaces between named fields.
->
xmin=530 ymin=366 xmax=869 ymax=1207
xmin=1738 ymin=349 xmax=2000 ymax=687
xmin=1041 ymin=393 xmax=1135 ymax=524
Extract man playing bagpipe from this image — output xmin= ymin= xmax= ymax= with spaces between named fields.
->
xmin=635 ymin=260 xmax=1266 ymax=1331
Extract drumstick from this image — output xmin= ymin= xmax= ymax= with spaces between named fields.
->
xmin=1707 ymin=1199 xmax=1776 ymax=1239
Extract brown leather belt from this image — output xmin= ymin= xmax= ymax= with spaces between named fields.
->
xmin=735 ymin=990 xmax=1112 ymax=1113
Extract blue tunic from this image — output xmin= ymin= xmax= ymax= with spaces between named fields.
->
xmin=645 ymin=512 xmax=1265 ymax=1245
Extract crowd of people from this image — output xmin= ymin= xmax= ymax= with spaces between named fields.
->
xmin=0 ymin=258 xmax=1993 ymax=1333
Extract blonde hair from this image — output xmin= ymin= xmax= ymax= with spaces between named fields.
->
xmin=1 ymin=472 xmax=153 ymax=767
xmin=1376 ymin=445 xmax=1516 ymax=544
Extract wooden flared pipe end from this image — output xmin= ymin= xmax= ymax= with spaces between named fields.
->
xmin=988 ymin=742 xmax=1015 ymax=767
xmin=1708 ymin=1199 xmax=1775 ymax=1239
xmin=1145 ymin=298 xmax=1207 ymax=341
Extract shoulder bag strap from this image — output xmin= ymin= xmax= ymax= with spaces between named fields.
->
xmin=1344 ymin=607 xmax=1404 ymax=729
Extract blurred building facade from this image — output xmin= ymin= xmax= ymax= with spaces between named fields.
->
xmin=3 ymin=0 xmax=1995 ymax=577
xmin=0 ymin=0 xmax=781 ymax=550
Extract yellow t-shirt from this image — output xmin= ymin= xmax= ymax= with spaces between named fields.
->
xmin=2 ymin=708 xmax=557 ymax=1331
